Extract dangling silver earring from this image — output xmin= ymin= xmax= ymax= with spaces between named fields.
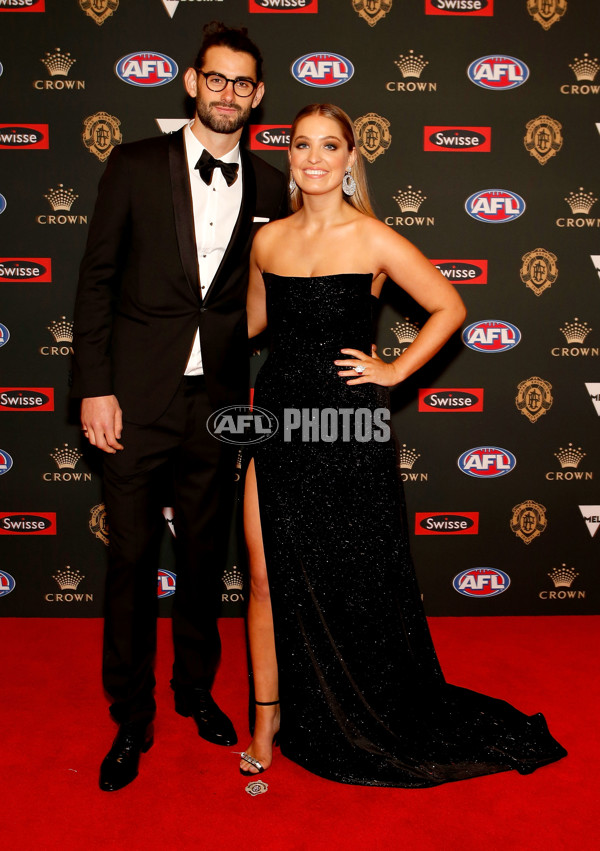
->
xmin=342 ymin=169 xmax=356 ymax=196
xmin=289 ymin=175 xmax=297 ymax=194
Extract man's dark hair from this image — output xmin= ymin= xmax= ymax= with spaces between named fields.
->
xmin=194 ymin=21 xmax=263 ymax=81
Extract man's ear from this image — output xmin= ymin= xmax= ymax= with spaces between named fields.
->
xmin=251 ymin=81 xmax=265 ymax=109
xmin=183 ymin=67 xmax=198 ymax=99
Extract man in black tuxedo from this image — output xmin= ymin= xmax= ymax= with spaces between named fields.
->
xmin=72 ymin=22 xmax=287 ymax=792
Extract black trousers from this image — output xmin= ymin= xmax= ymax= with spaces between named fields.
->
xmin=102 ymin=376 xmax=235 ymax=724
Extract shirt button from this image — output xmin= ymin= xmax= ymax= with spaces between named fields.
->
xmin=209 ymin=222 xmax=213 ymax=226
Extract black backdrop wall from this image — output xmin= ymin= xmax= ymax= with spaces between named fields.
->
xmin=0 ymin=0 xmax=598 ymax=619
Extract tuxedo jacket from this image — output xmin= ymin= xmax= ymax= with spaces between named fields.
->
xmin=72 ymin=128 xmax=287 ymax=425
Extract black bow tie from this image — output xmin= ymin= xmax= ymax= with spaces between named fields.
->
xmin=195 ymin=149 xmax=239 ymax=187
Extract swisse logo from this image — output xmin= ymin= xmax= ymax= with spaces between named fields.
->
xmin=0 ymin=388 xmax=54 ymax=410
xmin=463 ymin=320 xmax=521 ymax=353
xmin=115 ymin=52 xmax=178 ymax=87
xmin=0 ymin=512 xmax=56 ymax=535
xmin=291 ymin=53 xmax=354 ymax=88
xmin=249 ymin=0 xmax=317 ymax=11
xmin=207 ymin=405 xmax=278 ymax=445
xmin=467 ymin=56 xmax=529 ymax=90
xmin=250 ymin=125 xmax=291 ymax=150
xmin=0 ymin=571 xmax=16 ymax=597
xmin=0 ymin=258 xmax=52 ymax=281
xmin=466 ymin=189 xmax=525 ymax=223
xmin=453 ymin=568 xmax=510 ymax=597
xmin=0 ymin=124 xmax=49 ymax=149
xmin=157 ymin=569 xmax=176 ymax=598
xmin=415 ymin=512 xmax=479 ymax=535
xmin=426 ymin=0 xmax=492 ymax=14
xmin=458 ymin=447 xmax=516 ymax=478
xmin=432 ymin=259 xmax=487 ymax=284
xmin=0 ymin=0 xmax=45 ymax=11
xmin=419 ymin=389 xmax=483 ymax=411
xmin=424 ymin=126 xmax=491 ymax=152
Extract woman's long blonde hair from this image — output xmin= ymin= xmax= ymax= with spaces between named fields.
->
xmin=288 ymin=103 xmax=376 ymax=218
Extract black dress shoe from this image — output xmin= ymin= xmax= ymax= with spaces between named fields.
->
xmin=174 ymin=687 xmax=237 ymax=746
xmin=99 ymin=721 xmax=154 ymax=792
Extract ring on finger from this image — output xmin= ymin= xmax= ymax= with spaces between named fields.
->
xmin=354 ymin=364 xmax=366 ymax=375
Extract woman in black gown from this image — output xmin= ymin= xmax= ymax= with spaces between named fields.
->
xmin=239 ymin=104 xmax=566 ymax=786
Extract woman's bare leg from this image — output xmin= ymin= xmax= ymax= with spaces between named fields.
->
xmin=240 ymin=458 xmax=280 ymax=774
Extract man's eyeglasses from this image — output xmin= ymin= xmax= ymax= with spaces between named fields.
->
xmin=197 ymin=71 xmax=258 ymax=98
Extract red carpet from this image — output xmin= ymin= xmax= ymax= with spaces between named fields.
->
xmin=1 ymin=616 xmax=597 ymax=850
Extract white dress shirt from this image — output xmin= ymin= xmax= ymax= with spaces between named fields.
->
xmin=183 ymin=120 xmax=243 ymax=375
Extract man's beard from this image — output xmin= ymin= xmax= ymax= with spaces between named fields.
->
xmin=196 ymin=98 xmax=251 ymax=135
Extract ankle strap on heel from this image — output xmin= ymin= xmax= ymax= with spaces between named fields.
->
xmin=255 ymin=699 xmax=280 ymax=706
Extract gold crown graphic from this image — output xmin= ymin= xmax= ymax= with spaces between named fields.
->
xmin=569 ymin=54 xmax=600 ymax=82
xmin=398 ymin=444 xmax=420 ymax=470
xmin=564 ymin=188 xmax=598 ymax=215
xmin=40 ymin=48 xmax=76 ymax=77
xmin=554 ymin=443 xmax=585 ymax=469
xmin=548 ymin=565 xmax=578 ymax=588
xmin=394 ymin=50 xmax=428 ymax=79
xmin=391 ymin=318 xmax=420 ymax=345
xmin=393 ymin=185 xmax=426 ymax=213
xmin=47 ymin=316 xmax=74 ymax=343
xmin=53 ymin=567 xmax=84 ymax=590
xmin=50 ymin=443 xmax=83 ymax=470
xmin=223 ymin=567 xmax=244 ymax=591
xmin=44 ymin=184 xmax=79 ymax=212
xmin=559 ymin=318 xmax=591 ymax=344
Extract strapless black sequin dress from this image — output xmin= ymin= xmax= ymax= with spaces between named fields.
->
xmin=252 ymin=273 xmax=566 ymax=787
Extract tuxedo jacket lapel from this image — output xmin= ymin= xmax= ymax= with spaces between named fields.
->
xmin=203 ymin=148 xmax=257 ymax=304
xmin=168 ymin=129 xmax=201 ymax=301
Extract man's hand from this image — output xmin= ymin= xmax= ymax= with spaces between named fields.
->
xmin=81 ymin=395 xmax=124 ymax=454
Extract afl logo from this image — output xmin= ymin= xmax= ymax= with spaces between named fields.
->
xmin=453 ymin=568 xmax=510 ymax=597
xmin=0 ymin=571 xmax=15 ymax=598
xmin=0 ymin=323 xmax=10 ymax=348
xmin=458 ymin=447 xmax=516 ymax=478
xmin=0 ymin=450 xmax=13 ymax=475
xmin=291 ymin=53 xmax=354 ymax=88
xmin=0 ymin=194 xmax=5 ymax=215
xmin=157 ymin=569 xmax=176 ymax=598
xmin=466 ymin=189 xmax=525 ymax=223
xmin=467 ymin=56 xmax=529 ymax=90
xmin=115 ymin=52 xmax=178 ymax=87
xmin=207 ymin=405 xmax=279 ymax=445
xmin=463 ymin=320 xmax=521 ymax=352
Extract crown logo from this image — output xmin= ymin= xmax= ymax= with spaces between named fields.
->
xmin=554 ymin=443 xmax=585 ymax=469
xmin=548 ymin=565 xmax=578 ymax=588
xmin=40 ymin=48 xmax=76 ymax=77
xmin=394 ymin=50 xmax=428 ymax=79
xmin=393 ymin=185 xmax=426 ymax=213
xmin=223 ymin=566 xmax=244 ymax=591
xmin=564 ymin=187 xmax=597 ymax=215
xmin=50 ymin=443 xmax=83 ymax=470
xmin=47 ymin=316 xmax=74 ymax=343
xmin=52 ymin=567 xmax=84 ymax=590
xmin=44 ymin=185 xmax=78 ymax=212
xmin=398 ymin=444 xmax=420 ymax=470
xmin=559 ymin=318 xmax=591 ymax=344
xmin=569 ymin=53 xmax=600 ymax=81
xmin=391 ymin=318 xmax=420 ymax=345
